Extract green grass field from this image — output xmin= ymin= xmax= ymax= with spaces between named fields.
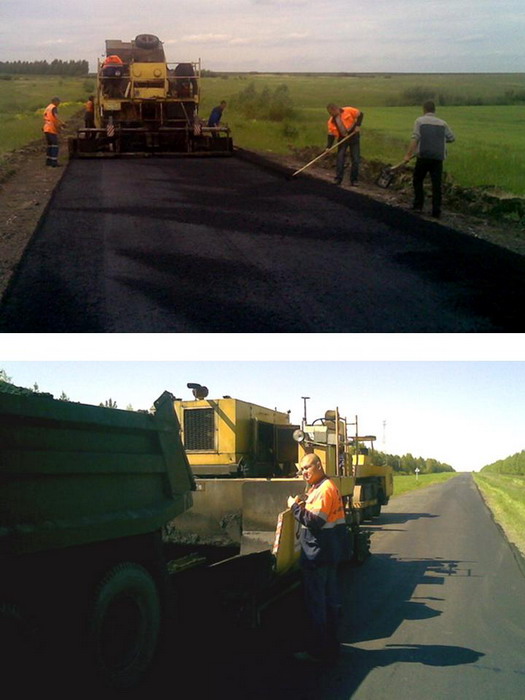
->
xmin=473 ymin=472 xmax=525 ymax=557
xmin=0 ymin=75 xmax=94 ymax=153
xmin=1 ymin=72 xmax=524 ymax=195
xmin=392 ymin=472 xmax=459 ymax=497
xmin=201 ymin=73 xmax=525 ymax=195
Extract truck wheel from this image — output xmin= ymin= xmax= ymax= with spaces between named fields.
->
xmin=89 ymin=562 xmax=161 ymax=690
xmin=135 ymin=34 xmax=160 ymax=50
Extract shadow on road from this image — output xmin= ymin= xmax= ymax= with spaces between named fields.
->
xmin=22 ymin=550 xmax=483 ymax=699
xmin=142 ymin=551 xmax=483 ymax=700
xmin=365 ymin=511 xmax=440 ymax=526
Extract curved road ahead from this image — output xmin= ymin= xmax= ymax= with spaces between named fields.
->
xmin=1 ymin=156 xmax=524 ymax=332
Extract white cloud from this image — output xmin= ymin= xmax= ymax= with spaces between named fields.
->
xmin=181 ymin=34 xmax=232 ymax=44
xmin=38 ymin=39 xmax=75 ymax=46
xmin=1 ymin=0 xmax=524 ymax=71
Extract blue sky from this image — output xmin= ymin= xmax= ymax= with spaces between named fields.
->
xmin=2 ymin=360 xmax=524 ymax=472
xmin=1 ymin=0 xmax=524 ymax=72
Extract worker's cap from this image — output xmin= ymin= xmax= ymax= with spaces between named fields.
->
xmin=52 ymin=96 xmax=61 ymax=103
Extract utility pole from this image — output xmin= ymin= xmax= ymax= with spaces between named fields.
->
xmin=301 ymin=396 xmax=310 ymax=429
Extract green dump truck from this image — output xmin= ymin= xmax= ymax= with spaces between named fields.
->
xmin=0 ymin=387 xmax=195 ymax=690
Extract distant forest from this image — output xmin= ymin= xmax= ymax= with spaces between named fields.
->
xmin=0 ymin=60 xmax=89 ymax=76
xmin=481 ymin=450 xmax=525 ymax=475
xmin=373 ymin=450 xmax=455 ymax=474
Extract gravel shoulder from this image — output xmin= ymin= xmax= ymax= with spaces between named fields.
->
xmin=0 ymin=115 xmax=84 ymax=300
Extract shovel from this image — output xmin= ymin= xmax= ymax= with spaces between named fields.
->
xmin=376 ymin=158 xmax=411 ymax=189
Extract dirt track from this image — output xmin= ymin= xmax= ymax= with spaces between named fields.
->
xmin=1 ymin=152 xmax=525 ymax=332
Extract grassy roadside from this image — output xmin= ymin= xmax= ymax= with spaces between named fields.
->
xmin=0 ymin=75 xmax=93 ymax=155
xmin=2 ymin=73 xmax=525 ymax=195
xmin=392 ymin=472 xmax=459 ymax=496
xmin=201 ymin=74 xmax=525 ymax=196
xmin=472 ymin=473 xmax=525 ymax=557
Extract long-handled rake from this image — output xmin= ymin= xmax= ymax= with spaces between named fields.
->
xmin=290 ymin=130 xmax=357 ymax=178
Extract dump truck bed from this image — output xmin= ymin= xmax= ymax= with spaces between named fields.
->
xmin=0 ymin=389 xmax=195 ymax=555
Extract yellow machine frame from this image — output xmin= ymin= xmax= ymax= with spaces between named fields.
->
xmin=70 ymin=34 xmax=232 ymax=156
xmin=173 ymin=396 xmax=297 ymax=476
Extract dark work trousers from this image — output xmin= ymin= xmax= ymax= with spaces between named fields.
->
xmin=413 ymin=157 xmax=443 ymax=216
xmin=44 ymin=132 xmax=59 ymax=166
xmin=336 ymin=133 xmax=360 ymax=183
xmin=84 ymin=112 xmax=95 ymax=138
xmin=302 ymin=562 xmax=342 ymax=658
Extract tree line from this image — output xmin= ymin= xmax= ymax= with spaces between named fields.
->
xmin=0 ymin=60 xmax=89 ymax=76
xmin=372 ymin=450 xmax=455 ymax=474
xmin=481 ymin=450 xmax=525 ymax=475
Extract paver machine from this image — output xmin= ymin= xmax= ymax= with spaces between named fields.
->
xmin=166 ymin=385 xmax=373 ymax=566
xmin=69 ymin=33 xmax=233 ymax=157
xmin=294 ymin=411 xmax=393 ymax=522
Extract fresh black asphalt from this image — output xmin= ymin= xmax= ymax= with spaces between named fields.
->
xmin=1 ymin=155 xmax=524 ymax=332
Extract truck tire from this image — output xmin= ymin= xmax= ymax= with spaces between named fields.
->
xmin=135 ymin=34 xmax=160 ymax=50
xmin=372 ymin=490 xmax=384 ymax=517
xmin=89 ymin=562 xmax=161 ymax=690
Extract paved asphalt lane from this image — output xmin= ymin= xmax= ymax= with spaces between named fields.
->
xmin=217 ymin=473 xmax=525 ymax=700
xmin=19 ymin=474 xmax=525 ymax=698
xmin=114 ymin=473 xmax=525 ymax=700
xmin=1 ymin=156 xmax=524 ymax=332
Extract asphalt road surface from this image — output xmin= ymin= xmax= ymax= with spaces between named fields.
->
xmin=98 ymin=472 xmax=523 ymax=700
xmin=14 ymin=473 xmax=525 ymax=698
xmin=177 ymin=474 xmax=525 ymax=700
xmin=1 ymin=156 xmax=524 ymax=332
xmin=176 ymin=473 xmax=525 ymax=700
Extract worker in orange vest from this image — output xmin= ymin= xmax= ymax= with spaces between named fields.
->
xmin=102 ymin=54 xmax=124 ymax=73
xmin=101 ymin=55 xmax=125 ymax=97
xmin=288 ymin=452 xmax=349 ymax=662
xmin=84 ymin=95 xmax=95 ymax=128
xmin=42 ymin=97 xmax=66 ymax=167
xmin=326 ymin=102 xmax=364 ymax=186
xmin=84 ymin=95 xmax=95 ymax=138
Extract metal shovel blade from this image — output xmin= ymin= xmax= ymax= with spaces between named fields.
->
xmin=376 ymin=169 xmax=396 ymax=189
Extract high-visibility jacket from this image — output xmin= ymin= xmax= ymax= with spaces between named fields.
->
xmin=103 ymin=55 xmax=123 ymax=67
xmin=291 ymin=477 xmax=349 ymax=566
xmin=327 ymin=106 xmax=361 ymax=138
xmin=43 ymin=103 xmax=60 ymax=134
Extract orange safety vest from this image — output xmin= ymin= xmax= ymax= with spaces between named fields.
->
xmin=43 ymin=103 xmax=60 ymax=134
xmin=305 ymin=477 xmax=345 ymax=527
xmin=103 ymin=54 xmax=123 ymax=67
xmin=327 ymin=106 xmax=361 ymax=138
